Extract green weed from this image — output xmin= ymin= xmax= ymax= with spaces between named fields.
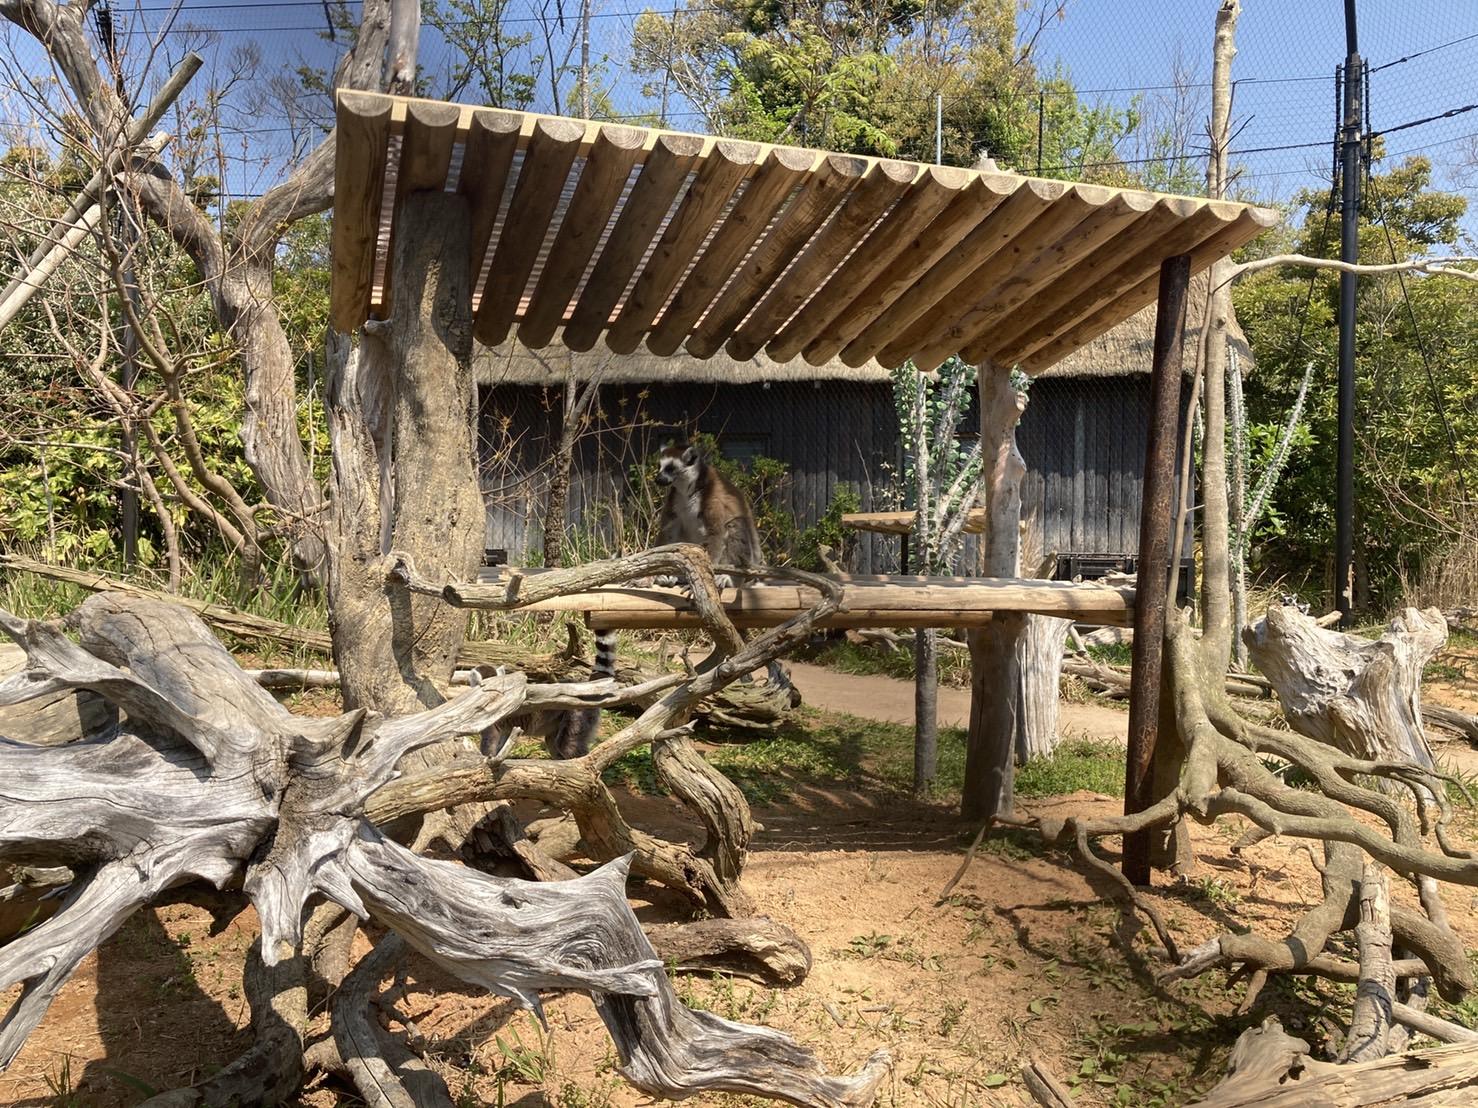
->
xmin=1016 ymin=738 xmax=1125 ymax=799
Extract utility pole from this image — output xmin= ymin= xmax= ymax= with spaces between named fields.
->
xmin=96 ymin=0 xmax=142 ymax=566
xmin=1335 ymin=0 xmax=1363 ymax=624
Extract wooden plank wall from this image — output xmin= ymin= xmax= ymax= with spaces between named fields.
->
xmin=480 ymin=376 xmax=1173 ymax=573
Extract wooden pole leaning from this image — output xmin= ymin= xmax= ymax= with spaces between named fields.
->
xmin=0 ymin=54 xmax=202 ymax=334
xmin=1123 ymin=253 xmax=1191 ymax=886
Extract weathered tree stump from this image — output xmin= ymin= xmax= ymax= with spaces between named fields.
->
xmin=1245 ymin=604 xmax=1445 ymax=768
xmin=0 ymin=593 xmax=886 ymax=1105
xmin=1191 ymin=1016 xmax=1478 ymax=1106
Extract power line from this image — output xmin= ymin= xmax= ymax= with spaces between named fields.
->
xmin=1368 ymin=29 xmax=1478 ymax=74
xmin=1373 ymin=102 xmax=1478 ymax=139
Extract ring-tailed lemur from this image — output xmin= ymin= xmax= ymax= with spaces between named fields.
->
xmin=478 ymin=628 xmax=618 ymax=759
xmin=652 ymin=441 xmax=762 ymax=589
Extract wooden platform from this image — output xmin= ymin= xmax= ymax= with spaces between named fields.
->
xmin=474 ymin=569 xmax=1134 ymax=629
xmin=330 ymin=91 xmax=1276 ymax=374
xmin=841 ymin=509 xmax=987 ymax=535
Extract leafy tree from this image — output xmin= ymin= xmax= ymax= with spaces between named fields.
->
xmin=632 ymin=0 xmax=1136 ymax=175
xmin=1234 ymin=154 xmax=1477 ymax=608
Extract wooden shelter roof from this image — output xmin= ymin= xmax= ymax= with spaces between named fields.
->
xmin=330 ymin=91 xmax=1278 ymax=374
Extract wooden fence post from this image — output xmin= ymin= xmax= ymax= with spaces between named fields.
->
xmin=1123 ymin=253 xmax=1191 ymax=885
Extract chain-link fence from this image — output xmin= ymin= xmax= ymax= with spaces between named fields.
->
xmin=3 ymin=1 xmax=1475 ymax=607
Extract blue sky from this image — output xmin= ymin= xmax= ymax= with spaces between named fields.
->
xmin=2 ymin=0 xmax=1474 ymax=232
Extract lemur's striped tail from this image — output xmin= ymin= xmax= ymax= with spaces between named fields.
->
xmin=547 ymin=629 xmax=619 ymax=760
xmin=592 ymin=628 xmax=618 ymax=680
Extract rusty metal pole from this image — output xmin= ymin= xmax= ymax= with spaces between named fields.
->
xmin=1123 ymin=253 xmax=1191 ymax=886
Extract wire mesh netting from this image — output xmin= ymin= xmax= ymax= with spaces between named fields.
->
xmin=2 ymin=1 xmax=1475 ymax=603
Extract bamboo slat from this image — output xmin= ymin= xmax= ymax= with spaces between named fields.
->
xmin=561 ymin=133 xmax=704 ymax=352
xmin=605 ymin=139 xmax=760 ymax=355
xmin=516 ymin=124 xmax=647 ymax=349
xmin=330 ymin=91 xmax=392 ymax=332
xmin=473 ymin=117 xmax=586 ymax=347
xmin=726 ymin=158 xmax=919 ymax=362
xmin=644 ymin=145 xmax=817 ymax=357
xmin=683 ymin=152 xmax=869 ymax=360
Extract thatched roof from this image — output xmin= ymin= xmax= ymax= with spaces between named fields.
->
xmin=474 ymin=272 xmax=1250 ymax=386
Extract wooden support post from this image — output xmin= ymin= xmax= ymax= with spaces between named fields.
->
xmin=962 ymin=364 xmax=1028 ymax=822
xmin=1123 ymin=253 xmax=1191 ymax=885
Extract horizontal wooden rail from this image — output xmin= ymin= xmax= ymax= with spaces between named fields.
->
xmin=840 ymin=509 xmax=987 ymax=535
xmin=471 ymin=569 xmax=1134 ymax=629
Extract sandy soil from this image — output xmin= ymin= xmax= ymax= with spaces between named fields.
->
xmin=789 ymin=661 xmax=1127 ymax=740
xmin=3 ymin=655 xmax=1477 ymax=1107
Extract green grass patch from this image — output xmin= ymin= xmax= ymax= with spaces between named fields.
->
xmin=1086 ymin=642 xmax=1133 ymax=667
xmin=599 ymin=710 xmax=1125 ymax=806
xmin=1016 ymin=738 xmax=1125 ymax=799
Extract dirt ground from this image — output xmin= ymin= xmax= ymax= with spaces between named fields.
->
xmin=4 ymin=653 xmax=1477 ymax=1108
xmin=789 ymin=662 xmax=1127 ymax=740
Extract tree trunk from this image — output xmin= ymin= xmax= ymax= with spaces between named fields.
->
xmin=1244 ymin=604 xmax=1443 ymax=768
xmin=1016 ymin=615 xmax=1072 ymax=763
xmin=541 ymin=378 xmax=598 ymax=567
xmin=914 ymin=629 xmax=939 ymax=796
xmin=1198 ymin=0 xmax=1240 ymax=676
xmin=327 ymin=190 xmax=482 ymax=715
xmin=963 ymin=366 xmax=1026 ymax=821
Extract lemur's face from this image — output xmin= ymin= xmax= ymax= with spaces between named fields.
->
xmin=656 ymin=445 xmax=700 ymax=487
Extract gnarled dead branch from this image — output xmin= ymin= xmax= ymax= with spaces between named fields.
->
xmin=0 ymin=592 xmax=880 ymax=1105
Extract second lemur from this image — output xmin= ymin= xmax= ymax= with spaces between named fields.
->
xmin=654 ymin=442 xmax=762 ymax=588
xmin=477 ymin=628 xmax=617 ymax=760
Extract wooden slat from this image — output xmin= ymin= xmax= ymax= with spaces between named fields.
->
xmin=683 ymin=152 xmax=868 ymax=360
xmin=765 ymin=165 xmax=967 ymax=364
xmin=380 ymin=100 xmax=460 ymax=317
xmin=335 ymin=90 xmax=1279 ymax=356
xmin=1009 ymin=207 xmax=1276 ymax=370
xmin=644 ymin=145 xmax=817 ymax=357
xmin=472 ymin=116 xmax=586 ymax=347
xmin=726 ymin=159 xmax=919 ymax=362
xmin=874 ymin=185 xmax=1118 ymax=370
xmin=892 ymin=189 xmax=1160 ymax=372
xmin=330 ymin=91 xmax=392 ymax=332
xmin=561 ymin=133 xmax=703 ymax=352
xmin=840 ymin=177 xmax=1069 ymax=368
xmin=515 ymin=123 xmax=647 ymax=349
xmin=985 ymin=201 xmax=1244 ymax=368
xmin=957 ymin=196 xmax=1195 ymax=367
xmin=457 ymin=109 xmax=522 ymax=304
xmin=398 ymin=100 xmax=460 ymax=192
xmin=797 ymin=174 xmax=1011 ymax=367
xmin=605 ymin=139 xmax=760 ymax=355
